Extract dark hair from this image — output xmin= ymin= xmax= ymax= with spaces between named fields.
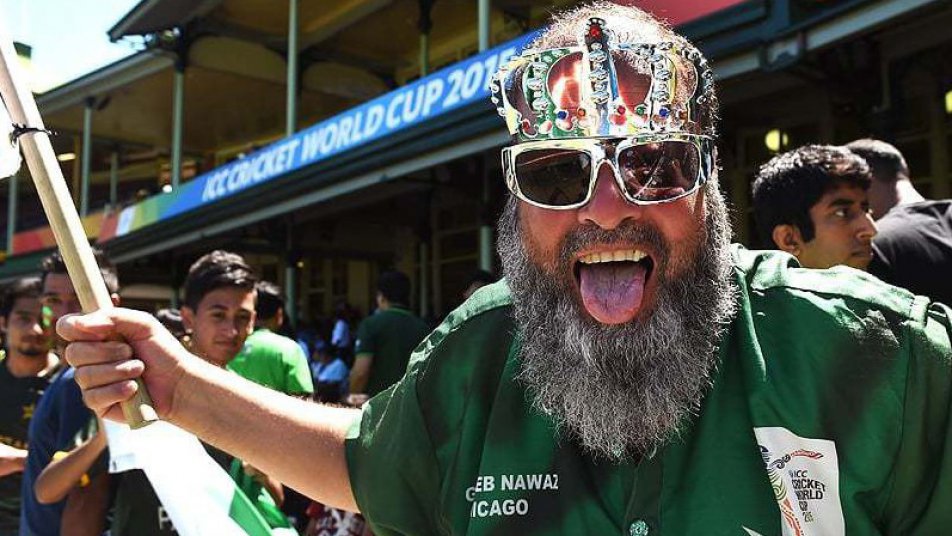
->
xmin=254 ymin=280 xmax=284 ymax=321
xmin=844 ymin=139 xmax=909 ymax=183
xmin=41 ymin=248 xmax=119 ymax=294
xmin=183 ymin=250 xmax=257 ymax=311
xmin=377 ymin=270 xmax=411 ymax=306
xmin=0 ymin=277 xmax=41 ymax=318
xmin=467 ymin=270 xmax=497 ymax=287
xmin=155 ymin=308 xmax=185 ymax=339
xmin=751 ymin=145 xmax=871 ymax=246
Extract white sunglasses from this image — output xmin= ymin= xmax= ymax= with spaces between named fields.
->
xmin=502 ymin=133 xmax=714 ymax=209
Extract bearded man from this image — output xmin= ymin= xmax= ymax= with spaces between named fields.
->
xmin=60 ymin=3 xmax=952 ymax=535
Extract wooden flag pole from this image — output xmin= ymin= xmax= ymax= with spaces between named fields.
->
xmin=0 ymin=30 xmax=157 ymax=428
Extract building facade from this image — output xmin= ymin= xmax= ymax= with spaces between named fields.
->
xmin=2 ymin=0 xmax=950 ymax=331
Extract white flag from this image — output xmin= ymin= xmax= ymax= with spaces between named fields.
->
xmin=103 ymin=420 xmax=292 ymax=536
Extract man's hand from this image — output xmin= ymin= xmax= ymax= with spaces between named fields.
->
xmin=61 ymin=308 xmax=360 ymax=512
xmin=58 ymin=308 xmax=192 ymax=423
xmin=0 ymin=443 xmax=27 ymax=477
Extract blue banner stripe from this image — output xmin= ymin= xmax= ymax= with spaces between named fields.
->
xmin=160 ymin=31 xmax=539 ymax=222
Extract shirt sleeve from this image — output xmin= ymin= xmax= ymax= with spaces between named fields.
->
xmin=55 ymin=371 xmax=93 ymax=451
xmin=354 ymin=319 xmax=375 ymax=356
xmin=883 ymin=300 xmax=952 ymax=532
xmin=284 ymin=343 xmax=314 ymax=395
xmin=345 ymin=364 xmax=443 ymax=535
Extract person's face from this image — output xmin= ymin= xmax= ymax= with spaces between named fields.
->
xmin=41 ymin=273 xmax=82 ymax=349
xmin=41 ymin=273 xmax=81 ymax=320
xmin=798 ymin=184 xmax=877 ymax=270
xmin=0 ymin=295 xmax=48 ymax=359
xmin=181 ymin=287 xmax=255 ymax=367
xmin=500 ymin=150 xmax=735 ymax=459
xmin=519 ymin=161 xmax=708 ymax=325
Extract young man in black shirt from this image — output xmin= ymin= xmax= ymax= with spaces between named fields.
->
xmin=847 ymin=138 xmax=952 ymax=305
xmin=0 ymin=278 xmax=58 ymax=535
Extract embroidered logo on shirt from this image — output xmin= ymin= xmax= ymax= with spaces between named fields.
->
xmin=752 ymin=427 xmax=845 ymax=536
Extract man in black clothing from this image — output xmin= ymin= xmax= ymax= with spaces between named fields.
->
xmin=847 ymin=139 xmax=952 ymax=305
xmin=0 ymin=278 xmax=58 ymax=535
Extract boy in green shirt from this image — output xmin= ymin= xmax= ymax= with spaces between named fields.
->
xmin=37 ymin=251 xmax=296 ymax=534
xmin=227 ymin=280 xmax=313 ymax=398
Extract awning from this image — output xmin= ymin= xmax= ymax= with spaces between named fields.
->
xmin=0 ymin=251 xmax=47 ymax=284
xmin=108 ymin=0 xmax=223 ymax=42
xmin=97 ymin=30 xmax=538 ymax=246
xmin=3 ymin=0 xmax=946 ymax=282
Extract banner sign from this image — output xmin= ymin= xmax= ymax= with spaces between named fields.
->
xmin=97 ymin=31 xmax=538 ymax=242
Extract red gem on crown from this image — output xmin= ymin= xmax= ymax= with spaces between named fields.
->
xmin=521 ymin=119 xmax=536 ymax=135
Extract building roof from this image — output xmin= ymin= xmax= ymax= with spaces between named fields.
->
xmin=109 ymin=0 xmax=222 ymax=42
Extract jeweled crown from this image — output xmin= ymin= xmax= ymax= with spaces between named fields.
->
xmin=490 ymin=17 xmax=714 ymax=141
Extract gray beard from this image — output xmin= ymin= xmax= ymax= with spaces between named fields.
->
xmin=497 ymin=184 xmax=738 ymax=460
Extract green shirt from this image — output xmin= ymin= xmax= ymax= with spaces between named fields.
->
xmin=225 ymin=328 xmax=309 ymax=534
xmin=227 ymin=328 xmax=313 ymax=396
xmin=346 ymin=247 xmax=952 ymax=535
xmin=354 ymin=307 xmax=430 ymax=396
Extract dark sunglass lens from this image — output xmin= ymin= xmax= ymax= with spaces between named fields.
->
xmin=514 ymin=149 xmax=591 ymax=206
xmin=618 ymin=141 xmax=701 ymax=201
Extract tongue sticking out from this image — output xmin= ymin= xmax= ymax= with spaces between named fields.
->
xmin=579 ymin=262 xmax=647 ymax=324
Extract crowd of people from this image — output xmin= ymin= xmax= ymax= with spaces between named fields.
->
xmin=2 ymin=2 xmax=952 ymax=535
xmin=0 ymin=246 xmax=482 ymax=535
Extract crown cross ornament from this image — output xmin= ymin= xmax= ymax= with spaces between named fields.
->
xmin=490 ymin=17 xmax=714 ymax=142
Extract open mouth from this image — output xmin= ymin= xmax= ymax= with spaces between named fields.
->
xmin=573 ymin=248 xmax=655 ymax=325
